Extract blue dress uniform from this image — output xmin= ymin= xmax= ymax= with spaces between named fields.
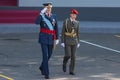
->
xmin=35 ymin=3 xmax=59 ymax=79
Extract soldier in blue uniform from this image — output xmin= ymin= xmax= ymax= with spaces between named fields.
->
xmin=35 ymin=2 xmax=59 ymax=79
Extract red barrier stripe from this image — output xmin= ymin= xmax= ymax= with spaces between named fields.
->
xmin=0 ymin=10 xmax=40 ymax=23
xmin=0 ymin=0 xmax=17 ymax=6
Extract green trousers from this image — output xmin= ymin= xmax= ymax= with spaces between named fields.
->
xmin=63 ymin=44 xmax=77 ymax=73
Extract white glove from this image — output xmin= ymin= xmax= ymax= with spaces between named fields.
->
xmin=61 ymin=43 xmax=65 ymax=47
xmin=56 ymin=39 xmax=59 ymax=45
xmin=77 ymin=43 xmax=80 ymax=48
xmin=40 ymin=7 xmax=47 ymax=15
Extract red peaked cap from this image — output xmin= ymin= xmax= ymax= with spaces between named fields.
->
xmin=71 ymin=9 xmax=78 ymax=15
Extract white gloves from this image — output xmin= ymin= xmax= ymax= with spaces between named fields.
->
xmin=61 ymin=43 xmax=80 ymax=48
xmin=61 ymin=43 xmax=65 ymax=47
xmin=40 ymin=7 xmax=47 ymax=15
xmin=56 ymin=39 xmax=59 ymax=45
xmin=77 ymin=43 xmax=80 ymax=48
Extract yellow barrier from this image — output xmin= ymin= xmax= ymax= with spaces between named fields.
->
xmin=115 ymin=35 xmax=120 ymax=38
xmin=0 ymin=74 xmax=14 ymax=80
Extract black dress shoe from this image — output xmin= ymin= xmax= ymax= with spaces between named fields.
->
xmin=69 ymin=72 xmax=75 ymax=75
xmin=39 ymin=67 xmax=44 ymax=75
xmin=63 ymin=65 xmax=66 ymax=72
xmin=45 ymin=75 xmax=49 ymax=79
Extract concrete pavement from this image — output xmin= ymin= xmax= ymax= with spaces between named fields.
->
xmin=0 ymin=33 xmax=120 ymax=80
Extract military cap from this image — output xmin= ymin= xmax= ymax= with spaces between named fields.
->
xmin=43 ymin=2 xmax=52 ymax=7
xmin=71 ymin=9 xmax=78 ymax=15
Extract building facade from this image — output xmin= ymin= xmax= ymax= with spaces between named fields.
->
xmin=0 ymin=0 xmax=120 ymax=23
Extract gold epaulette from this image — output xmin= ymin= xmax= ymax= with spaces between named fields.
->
xmin=65 ymin=18 xmax=77 ymax=37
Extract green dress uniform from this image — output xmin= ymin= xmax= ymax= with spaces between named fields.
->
xmin=61 ymin=16 xmax=80 ymax=74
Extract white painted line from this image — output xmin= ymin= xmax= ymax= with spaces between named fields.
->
xmin=80 ymin=40 xmax=120 ymax=54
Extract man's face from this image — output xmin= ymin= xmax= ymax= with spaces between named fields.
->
xmin=46 ymin=5 xmax=52 ymax=13
xmin=46 ymin=7 xmax=52 ymax=13
xmin=70 ymin=14 xmax=77 ymax=19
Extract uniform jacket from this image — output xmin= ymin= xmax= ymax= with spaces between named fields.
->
xmin=35 ymin=13 xmax=59 ymax=45
xmin=61 ymin=18 xmax=80 ymax=45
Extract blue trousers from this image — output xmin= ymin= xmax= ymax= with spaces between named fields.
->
xmin=40 ymin=43 xmax=53 ymax=76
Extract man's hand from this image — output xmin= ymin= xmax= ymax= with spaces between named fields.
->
xmin=40 ymin=7 xmax=47 ymax=15
xmin=61 ymin=43 xmax=65 ymax=47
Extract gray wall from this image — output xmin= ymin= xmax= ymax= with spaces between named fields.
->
xmin=1 ymin=7 xmax=120 ymax=21
xmin=1 ymin=0 xmax=120 ymax=21
xmin=53 ymin=7 xmax=120 ymax=21
xmin=19 ymin=0 xmax=120 ymax=7
xmin=17 ymin=0 xmax=120 ymax=21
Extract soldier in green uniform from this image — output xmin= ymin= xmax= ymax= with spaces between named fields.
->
xmin=61 ymin=9 xmax=80 ymax=75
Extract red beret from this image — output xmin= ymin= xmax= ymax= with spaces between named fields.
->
xmin=71 ymin=9 xmax=78 ymax=15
